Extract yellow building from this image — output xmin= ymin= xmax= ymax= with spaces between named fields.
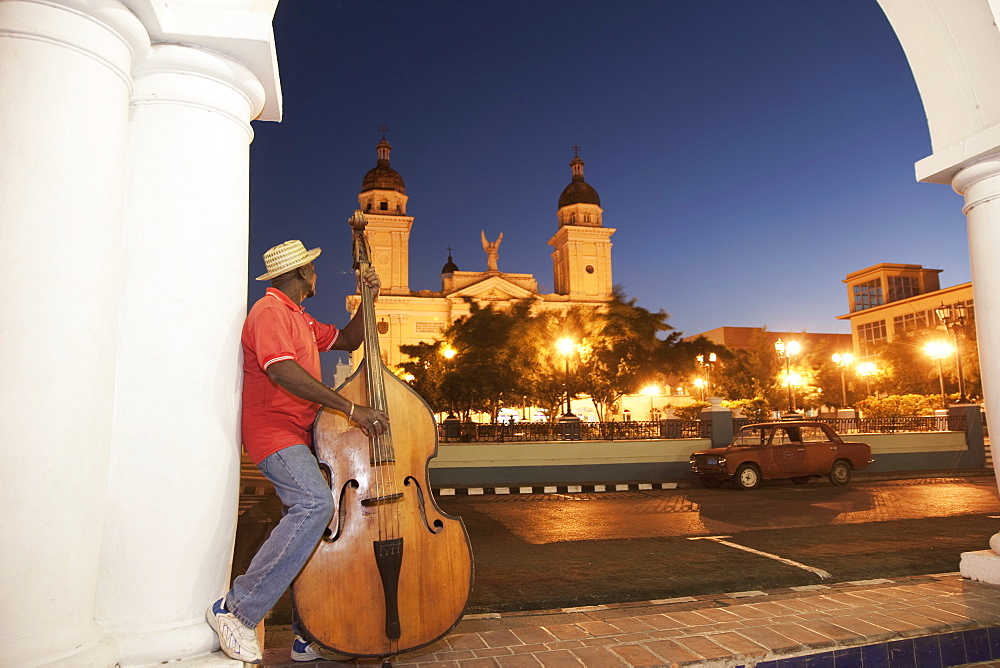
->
xmin=836 ymin=263 xmax=973 ymax=358
xmin=346 ymin=140 xmax=616 ymax=369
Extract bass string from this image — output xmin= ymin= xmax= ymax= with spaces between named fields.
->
xmin=361 ymin=263 xmax=399 ymax=544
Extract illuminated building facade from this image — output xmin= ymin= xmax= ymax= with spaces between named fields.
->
xmin=836 ymin=263 xmax=974 ymax=358
xmin=345 ymin=141 xmax=616 ymax=370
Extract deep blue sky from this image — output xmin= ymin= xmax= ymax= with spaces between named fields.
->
xmin=248 ymin=1 xmax=971 ymax=340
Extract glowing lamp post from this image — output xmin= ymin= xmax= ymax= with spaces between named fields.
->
xmin=924 ymin=340 xmax=954 ymax=409
xmin=441 ymin=346 xmax=457 ymax=419
xmin=856 ymin=361 xmax=877 ymax=397
xmin=774 ymin=339 xmax=800 ymax=413
xmin=935 ymin=303 xmax=969 ymax=403
xmin=640 ymin=384 xmax=659 ymax=420
xmin=696 ymin=352 xmax=717 ymax=397
xmin=692 ymin=377 xmax=707 ymax=401
xmin=556 ymin=337 xmax=576 ymax=419
xmin=832 ymin=352 xmax=854 ymax=406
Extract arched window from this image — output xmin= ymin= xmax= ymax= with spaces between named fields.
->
xmin=379 ymin=200 xmax=388 ymax=211
xmin=569 ymin=212 xmax=576 ymax=224
xmin=366 ymin=202 xmax=371 ymax=211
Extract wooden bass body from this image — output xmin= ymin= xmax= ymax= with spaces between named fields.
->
xmin=292 ymin=223 xmax=473 ymax=659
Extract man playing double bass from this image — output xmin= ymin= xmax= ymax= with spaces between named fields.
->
xmin=206 ymin=239 xmax=388 ymax=663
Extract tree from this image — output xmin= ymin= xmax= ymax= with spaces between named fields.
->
xmin=511 ymin=309 xmax=583 ymax=421
xmin=575 ymin=288 xmax=672 ymax=420
xmin=397 ymin=340 xmax=448 ymax=414
xmin=714 ymin=328 xmax=783 ymax=407
xmin=440 ymin=300 xmax=535 ymax=421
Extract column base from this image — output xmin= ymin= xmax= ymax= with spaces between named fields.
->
xmin=35 ymin=634 xmax=119 ymax=668
xmin=960 ymin=549 xmax=1000 ymax=584
xmin=134 ymin=651 xmax=242 ymax=667
xmin=111 ymin=617 xmax=220 ymax=667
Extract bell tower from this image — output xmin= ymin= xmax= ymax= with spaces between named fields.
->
xmin=357 ymin=132 xmax=413 ymax=295
xmin=548 ymin=148 xmax=615 ymax=300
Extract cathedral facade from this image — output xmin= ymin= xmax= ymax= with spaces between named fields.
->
xmin=347 ymin=140 xmax=616 ymax=369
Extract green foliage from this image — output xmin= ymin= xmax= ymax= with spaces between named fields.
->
xmin=443 ymin=300 xmax=535 ymax=421
xmin=713 ymin=328 xmax=782 ymax=406
xmin=398 ymin=340 xmax=447 ymax=413
xmin=855 ymin=394 xmax=941 ymax=417
xmin=574 ymin=288 xmax=672 ymax=420
xmin=671 ymin=402 xmax=710 ymax=420
xmin=722 ymin=397 xmax=774 ymax=421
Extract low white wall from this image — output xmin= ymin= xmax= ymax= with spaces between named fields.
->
xmin=430 ymin=439 xmax=712 ymax=469
xmin=863 ymin=431 xmax=968 ymax=454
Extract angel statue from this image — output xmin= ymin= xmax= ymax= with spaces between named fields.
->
xmin=481 ymin=231 xmax=503 ymax=272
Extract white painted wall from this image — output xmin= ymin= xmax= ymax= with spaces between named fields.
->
xmin=879 ymin=0 xmax=1000 ymax=581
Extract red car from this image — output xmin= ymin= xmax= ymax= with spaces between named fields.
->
xmin=689 ymin=421 xmax=873 ymax=490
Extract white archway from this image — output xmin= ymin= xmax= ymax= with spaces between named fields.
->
xmin=1 ymin=2 xmax=1000 ymax=665
xmin=878 ymin=0 xmax=1000 ymax=582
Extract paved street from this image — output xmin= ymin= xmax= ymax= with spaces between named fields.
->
xmin=236 ymin=474 xmax=1000 ymax=626
xmin=434 ymin=476 xmax=1000 ymax=614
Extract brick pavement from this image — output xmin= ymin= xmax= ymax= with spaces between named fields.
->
xmin=258 ymin=573 xmax=1000 ymax=666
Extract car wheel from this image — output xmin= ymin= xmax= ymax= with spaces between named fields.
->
xmin=700 ymin=477 xmax=725 ymax=488
xmin=734 ymin=464 xmax=761 ymax=490
xmin=828 ymin=460 xmax=852 ymax=486
xmin=791 ymin=476 xmax=811 ymax=485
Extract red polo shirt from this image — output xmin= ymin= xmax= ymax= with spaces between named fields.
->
xmin=241 ymin=288 xmax=340 ymax=464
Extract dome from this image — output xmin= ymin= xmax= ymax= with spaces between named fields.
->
xmin=558 ymin=180 xmax=601 ymax=208
xmin=557 ymin=154 xmax=600 ymax=208
xmin=441 ymin=253 xmax=459 ymax=274
xmin=361 ymin=138 xmax=406 ymax=194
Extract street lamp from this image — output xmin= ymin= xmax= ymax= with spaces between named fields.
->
xmin=832 ymin=352 xmax=854 ymax=406
xmin=774 ymin=339 xmax=801 ymax=413
xmin=692 ymin=377 xmax=707 ymax=401
xmin=856 ymin=361 xmax=877 ymax=397
xmin=441 ymin=346 xmax=457 ymax=419
xmin=935 ymin=302 xmax=970 ymax=403
xmin=696 ymin=352 xmax=717 ymax=397
xmin=924 ymin=340 xmax=954 ymax=409
xmin=556 ymin=337 xmax=576 ymax=418
xmin=640 ymin=384 xmax=659 ymax=420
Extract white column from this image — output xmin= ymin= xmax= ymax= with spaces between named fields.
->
xmin=954 ymin=155 xmax=1000 ymax=582
xmin=93 ymin=43 xmax=264 ymax=665
xmin=0 ymin=1 xmax=148 ymax=665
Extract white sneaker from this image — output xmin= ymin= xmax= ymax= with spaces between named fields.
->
xmin=206 ymin=598 xmax=262 ymax=664
xmin=290 ymin=634 xmax=353 ymax=662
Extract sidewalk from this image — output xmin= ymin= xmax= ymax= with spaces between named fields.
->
xmin=260 ymin=572 xmax=1000 ymax=667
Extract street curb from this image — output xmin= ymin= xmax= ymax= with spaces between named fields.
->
xmin=434 ymin=481 xmax=678 ymax=496
xmin=432 ymin=469 xmax=993 ymax=496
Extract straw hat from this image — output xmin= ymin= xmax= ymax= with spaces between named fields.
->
xmin=255 ymin=240 xmax=322 ymax=281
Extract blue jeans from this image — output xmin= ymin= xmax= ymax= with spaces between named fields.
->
xmin=226 ymin=444 xmax=334 ymax=631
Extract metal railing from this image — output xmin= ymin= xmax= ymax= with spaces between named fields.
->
xmin=442 ymin=414 xmax=968 ymax=444
xmin=735 ymin=415 xmax=967 ymax=434
xmin=438 ymin=419 xmax=707 ymax=443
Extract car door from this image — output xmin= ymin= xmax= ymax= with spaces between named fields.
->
xmin=800 ymin=425 xmax=837 ymax=474
xmin=767 ymin=426 xmax=809 ymax=477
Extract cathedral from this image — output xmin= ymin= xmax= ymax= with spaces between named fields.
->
xmin=347 ymin=138 xmax=616 ymax=369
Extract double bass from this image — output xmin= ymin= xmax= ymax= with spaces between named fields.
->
xmin=293 ymin=211 xmax=474 ymax=663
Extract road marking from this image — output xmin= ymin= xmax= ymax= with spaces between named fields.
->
xmin=688 ymin=535 xmax=833 ymax=580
